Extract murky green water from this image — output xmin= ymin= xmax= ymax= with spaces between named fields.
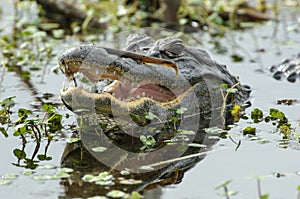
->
xmin=0 ymin=1 xmax=299 ymax=198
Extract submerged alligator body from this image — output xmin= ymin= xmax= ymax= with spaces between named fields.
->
xmin=59 ymin=33 xmax=250 ymax=131
xmin=270 ymin=53 xmax=300 ymax=82
xmin=59 ymin=33 xmax=251 ymax=130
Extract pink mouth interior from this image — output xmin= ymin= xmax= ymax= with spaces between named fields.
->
xmin=109 ymin=79 xmax=177 ymax=102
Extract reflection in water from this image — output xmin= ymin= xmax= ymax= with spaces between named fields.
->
xmin=60 ymin=110 xmax=236 ymax=198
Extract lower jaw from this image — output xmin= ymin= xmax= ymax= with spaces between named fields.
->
xmin=60 ymin=83 xmax=203 ymax=125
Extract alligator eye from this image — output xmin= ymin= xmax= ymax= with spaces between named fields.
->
xmin=114 ymin=61 xmax=122 ymax=69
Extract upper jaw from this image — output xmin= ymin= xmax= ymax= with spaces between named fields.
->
xmin=58 ymin=44 xmax=190 ymax=90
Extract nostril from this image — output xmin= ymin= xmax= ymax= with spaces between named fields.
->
xmin=59 ymin=58 xmax=66 ymax=66
xmin=59 ymin=59 xmax=67 ymax=74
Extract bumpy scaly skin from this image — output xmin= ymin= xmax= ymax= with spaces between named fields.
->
xmin=59 ymin=33 xmax=250 ymax=126
xmin=270 ymin=53 xmax=300 ymax=82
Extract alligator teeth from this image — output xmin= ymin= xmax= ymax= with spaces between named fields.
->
xmin=95 ymin=68 xmax=99 ymax=75
xmin=62 ymin=81 xmax=66 ymax=91
xmin=141 ymin=92 xmax=146 ymax=97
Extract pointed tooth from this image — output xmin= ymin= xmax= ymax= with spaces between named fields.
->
xmin=62 ymin=81 xmax=66 ymax=91
xmin=141 ymin=92 xmax=146 ymax=97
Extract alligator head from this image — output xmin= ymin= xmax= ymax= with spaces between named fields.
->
xmin=59 ymin=33 xmax=250 ymax=129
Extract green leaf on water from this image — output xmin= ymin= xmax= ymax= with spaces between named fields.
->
xmin=269 ymin=108 xmax=285 ymax=120
xmin=4 ymin=174 xmax=18 ymax=180
xmin=0 ymin=96 xmax=16 ymax=109
xmin=98 ymin=172 xmax=114 ymax=181
xmin=17 ymin=108 xmax=32 ymax=118
xmin=87 ymin=196 xmax=108 ymax=199
xmin=188 ymin=143 xmax=206 ymax=148
xmin=42 ymin=104 xmax=54 ymax=112
xmin=23 ymin=169 xmax=34 ymax=175
xmin=58 ymin=167 xmax=74 ymax=173
xmin=260 ymin=194 xmax=269 ymax=199
xmin=67 ymin=137 xmax=81 ymax=143
xmin=0 ymin=127 xmax=8 ymax=137
xmin=52 ymin=29 xmax=65 ymax=39
xmin=82 ymin=172 xmax=114 ymax=185
xmin=82 ymin=174 xmax=95 ymax=182
xmin=139 ymin=165 xmax=155 ymax=171
xmin=120 ymin=169 xmax=130 ymax=176
xmin=243 ymin=126 xmax=256 ymax=136
xmin=145 ymin=112 xmax=158 ymax=120
xmin=13 ymin=148 xmax=26 ymax=159
xmin=140 ymin=135 xmax=156 ymax=147
xmin=52 ymin=172 xmax=70 ymax=179
xmin=218 ymin=84 xmax=229 ymax=90
xmin=127 ymin=191 xmax=142 ymax=199
xmin=119 ymin=179 xmax=142 ymax=185
xmin=204 ymin=127 xmax=223 ymax=134
xmin=37 ymin=154 xmax=52 ymax=161
xmin=0 ymin=180 xmax=12 ymax=186
xmin=106 ymin=190 xmax=126 ymax=198
xmin=231 ymin=54 xmax=244 ymax=62
xmin=33 ymin=175 xmax=53 ymax=180
xmin=38 ymin=164 xmax=56 ymax=169
xmin=33 ymin=169 xmax=71 ymax=180
xmin=280 ymin=124 xmax=291 ymax=137
xmin=91 ymin=146 xmax=107 ymax=153
xmin=178 ymin=129 xmax=196 ymax=135
xmin=251 ymin=108 xmax=263 ymax=123
xmin=170 ymin=116 xmax=179 ymax=122
xmin=176 ymin=107 xmax=187 ymax=114
xmin=95 ymin=180 xmax=115 ymax=186
xmin=226 ymin=88 xmax=238 ymax=94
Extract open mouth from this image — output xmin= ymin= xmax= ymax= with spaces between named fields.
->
xmin=60 ymin=61 xmax=180 ymax=103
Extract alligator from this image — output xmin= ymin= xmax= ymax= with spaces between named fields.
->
xmin=58 ymin=34 xmax=251 ymax=193
xmin=59 ymin=33 xmax=251 ymax=133
xmin=270 ymin=53 xmax=300 ymax=82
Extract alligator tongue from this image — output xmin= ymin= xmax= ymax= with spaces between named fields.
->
xmin=110 ymin=79 xmax=176 ymax=102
